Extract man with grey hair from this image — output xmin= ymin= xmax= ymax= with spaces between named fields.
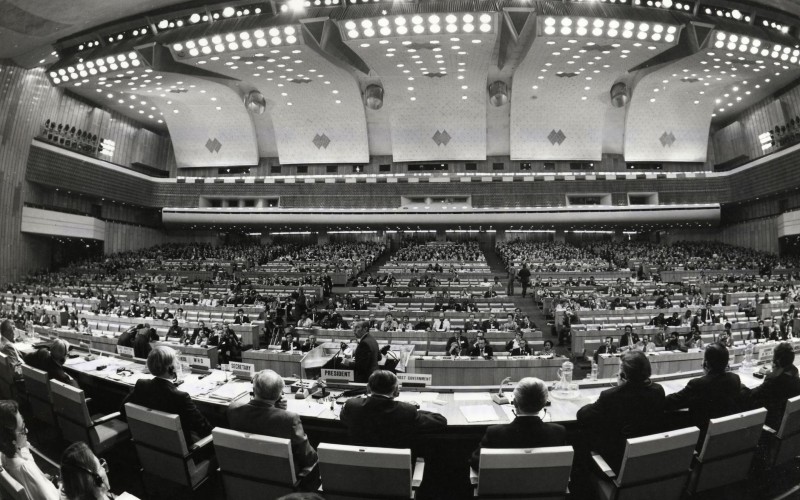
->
xmin=227 ymin=369 xmax=318 ymax=475
xmin=121 ymin=346 xmax=212 ymax=444
xmin=469 ymin=377 xmax=565 ymax=469
xmin=342 ymin=320 xmax=381 ymax=383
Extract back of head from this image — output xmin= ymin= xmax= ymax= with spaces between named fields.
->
xmin=0 ymin=320 xmax=13 ymax=342
xmin=704 ymin=343 xmax=729 ymax=373
xmin=50 ymin=339 xmax=69 ymax=362
xmin=60 ymin=442 xmax=103 ymax=500
xmin=252 ymin=369 xmax=284 ymax=402
xmin=513 ymin=377 xmax=548 ymax=414
xmin=0 ymin=400 xmax=19 ymax=458
xmin=620 ymin=351 xmax=652 ymax=384
xmin=774 ymin=342 xmax=795 ymax=369
xmin=146 ymin=346 xmax=176 ymax=377
xmin=367 ymin=370 xmax=397 ymax=397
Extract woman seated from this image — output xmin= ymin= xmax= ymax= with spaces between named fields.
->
xmin=0 ymin=400 xmax=59 ymax=500
xmin=60 ymin=442 xmax=113 ymax=500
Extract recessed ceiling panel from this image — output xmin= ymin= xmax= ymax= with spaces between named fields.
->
xmin=625 ymin=30 xmax=800 ymax=162
xmin=340 ymin=13 xmax=499 ymax=162
xmin=174 ymin=25 xmax=369 ymax=165
xmin=510 ymin=16 xmax=681 ymax=161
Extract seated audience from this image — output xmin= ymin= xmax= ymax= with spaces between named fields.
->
xmin=227 ymin=369 xmax=318 ymax=475
xmin=618 ymin=325 xmax=639 ymax=350
xmin=121 ymin=346 xmax=212 ymax=444
xmin=593 ymin=336 xmax=617 ymax=363
xmin=0 ymin=400 xmax=59 ymax=500
xmin=301 ymin=334 xmax=320 ymax=353
xmin=469 ymin=336 xmax=493 ymax=359
xmin=0 ymin=319 xmax=23 ymax=371
xmin=446 ymin=330 xmax=470 ymax=355
xmin=281 ymin=332 xmax=302 ymax=352
xmin=577 ymin=351 xmax=665 ymax=473
xmin=432 ymin=313 xmax=450 ymax=332
xmin=469 ymin=377 xmax=565 ymax=469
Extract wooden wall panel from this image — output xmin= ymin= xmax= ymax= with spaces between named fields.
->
xmin=103 ymin=222 xmax=165 ymax=255
xmin=662 ymin=217 xmax=779 ymax=254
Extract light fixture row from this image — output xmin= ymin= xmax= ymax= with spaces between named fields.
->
xmin=714 ymin=32 xmax=800 ymax=65
xmin=343 ymin=13 xmax=494 ymax=39
xmin=172 ymin=26 xmax=302 ymax=58
xmin=542 ymin=17 xmax=679 ymax=43
xmin=49 ymin=52 xmax=141 ymax=85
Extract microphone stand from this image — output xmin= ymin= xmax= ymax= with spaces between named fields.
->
xmin=492 ymin=377 xmax=512 ymax=405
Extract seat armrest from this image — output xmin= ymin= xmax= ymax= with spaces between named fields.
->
xmin=188 ymin=434 xmax=214 ymax=455
xmin=29 ymin=445 xmax=60 ymax=475
xmin=412 ymin=458 xmax=425 ymax=489
xmin=763 ymin=424 xmax=777 ymax=435
xmin=92 ymin=412 xmax=122 ymax=426
xmin=469 ymin=467 xmax=478 ymax=486
xmin=591 ymin=452 xmax=616 ymax=480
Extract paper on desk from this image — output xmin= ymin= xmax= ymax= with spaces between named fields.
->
xmin=460 ymin=405 xmax=500 ymax=423
xmin=180 ymin=379 xmax=218 ymax=397
xmin=396 ymin=392 xmax=440 ymax=402
xmin=208 ymin=383 xmax=250 ymax=402
xmin=67 ymin=358 xmax=113 ymax=372
xmin=293 ymin=404 xmax=327 ymax=418
xmin=420 ymin=403 xmax=445 ymax=416
xmin=501 ymin=405 xmax=516 ymax=422
xmin=453 ymin=392 xmax=492 ymax=401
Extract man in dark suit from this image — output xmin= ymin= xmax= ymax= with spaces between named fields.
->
xmin=280 ymin=332 xmax=302 ymax=352
xmin=121 ymin=346 xmax=212 ymax=445
xmin=133 ymin=325 xmax=159 ymax=359
xmin=164 ymin=319 xmax=184 ymax=342
xmin=446 ymin=329 xmax=470 ymax=355
xmin=159 ymin=308 xmax=174 ymax=320
xmin=117 ymin=324 xmax=141 ymax=348
xmin=233 ymin=308 xmax=250 ymax=324
xmin=340 ymin=370 xmax=447 ymax=453
xmin=342 ymin=321 xmax=381 ymax=383
xmin=593 ymin=336 xmax=617 ymax=363
xmin=23 ymin=338 xmax=77 ymax=387
xmin=577 ymin=351 xmax=666 ymax=473
xmin=470 ymin=377 xmax=565 ymax=469
xmin=227 ymin=369 xmax=318 ymax=476
xmin=469 ymin=336 xmax=494 ymax=359
xmin=618 ymin=325 xmax=640 ymax=351
xmin=189 ymin=321 xmax=211 ymax=345
xmin=743 ymin=342 xmax=800 ymax=430
xmin=665 ymin=343 xmax=742 ymax=437
xmin=301 ymin=334 xmax=320 ymax=353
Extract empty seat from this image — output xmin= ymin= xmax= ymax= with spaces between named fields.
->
xmin=763 ymin=394 xmax=800 ymax=468
xmin=21 ymin=365 xmax=55 ymax=427
xmin=49 ymin=380 xmax=130 ymax=456
xmin=687 ymin=408 xmax=767 ymax=494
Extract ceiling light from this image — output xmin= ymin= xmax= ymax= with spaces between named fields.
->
xmin=222 ymin=7 xmax=235 ymax=18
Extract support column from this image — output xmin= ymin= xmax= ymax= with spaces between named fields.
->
xmin=554 ymin=231 xmax=567 ymax=243
xmin=436 ymin=229 xmax=446 ymax=242
xmin=317 ymin=231 xmax=330 ymax=245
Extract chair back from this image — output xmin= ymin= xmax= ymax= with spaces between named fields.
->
xmin=212 ymin=427 xmax=297 ymax=498
xmin=50 ymin=379 xmax=93 ymax=443
xmin=21 ymin=365 xmax=54 ymax=425
xmin=614 ymin=426 xmax=700 ymax=500
xmin=774 ymin=395 xmax=800 ymax=465
xmin=690 ymin=408 xmax=767 ymax=493
xmin=124 ymin=403 xmax=192 ymax=486
xmin=318 ymin=443 xmax=412 ymax=500
xmin=477 ymin=446 xmax=573 ymax=498
xmin=0 ymin=467 xmax=27 ymax=500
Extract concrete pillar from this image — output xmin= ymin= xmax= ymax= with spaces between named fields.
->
xmin=317 ymin=231 xmax=330 ymax=245
xmin=554 ymin=231 xmax=567 ymax=243
xmin=436 ymin=229 xmax=446 ymax=242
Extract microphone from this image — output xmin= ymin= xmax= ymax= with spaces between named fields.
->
xmin=492 ymin=377 xmax=512 ymax=405
xmin=380 ymin=345 xmax=392 ymax=356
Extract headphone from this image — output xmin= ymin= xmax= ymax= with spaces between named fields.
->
xmin=62 ymin=459 xmax=104 ymax=487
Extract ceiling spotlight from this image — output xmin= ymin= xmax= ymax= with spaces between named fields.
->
xmin=364 ymin=84 xmax=384 ymax=110
xmin=488 ymin=81 xmax=508 ymax=107
xmin=610 ymin=81 xmax=629 ymax=107
xmin=222 ymin=7 xmax=235 ymax=17
xmin=245 ymin=90 xmax=267 ymax=114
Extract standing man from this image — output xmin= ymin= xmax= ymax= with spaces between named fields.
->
xmin=342 ymin=321 xmax=381 ymax=383
xmin=517 ymin=264 xmax=532 ymax=298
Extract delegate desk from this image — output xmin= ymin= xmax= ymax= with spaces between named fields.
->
xmin=412 ymin=355 xmax=565 ymax=385
xmin=242 ymin=349 xmax=305 ymax=376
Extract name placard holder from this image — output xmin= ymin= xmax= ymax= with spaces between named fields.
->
xmin=321 ymin=368 xmax=354 ymax=382
xmin=117 ymin=346 xmax=134 ymax=358
xmin=180 ymin=355 xmax=211 ymax=373
xmin=230 ymin=361 xmax=255 ymax=380
xmin=397 ymin=373 xmax=432 ymax=388
xmin=758 ymin=346 xmax=775 ymax=364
